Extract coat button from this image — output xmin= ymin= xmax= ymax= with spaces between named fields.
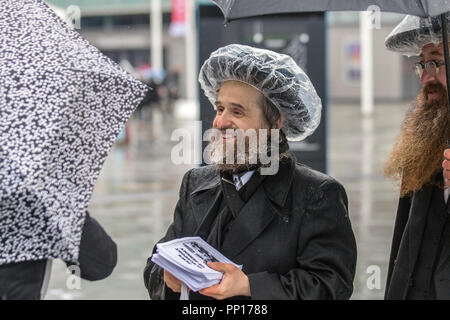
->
xmin=283 ymin=216 xmax=289 ymax=223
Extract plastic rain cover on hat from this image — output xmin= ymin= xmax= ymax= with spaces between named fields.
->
xmin=385 ymin=14 xmax=450 ymax=57
xmin=198 ymin=44 xmax=322 ymax=141
xmin=0 ymin=0 xmax=148 ymax=265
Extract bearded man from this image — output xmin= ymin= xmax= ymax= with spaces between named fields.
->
xmin=384 ymin=15 xmax=450 ymax=299
xmin=143 ymin=44 xmax=357 ymax=300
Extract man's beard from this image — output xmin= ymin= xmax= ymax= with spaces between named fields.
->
xmin=206 ymin=128 xmax=286 ymax=174
xmin=384 ymin=82 xmax=450 ymax=197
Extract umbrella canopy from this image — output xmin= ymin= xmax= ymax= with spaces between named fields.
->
xmin=212 ymin=0 xmax=450 ymax=22
xmin=212 ymin=0 xmax=450 ymax=126
xmin=0 ymin=0 xmax=148 ymax=265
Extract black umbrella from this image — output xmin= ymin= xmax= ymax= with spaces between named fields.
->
xmin=213 ymin=0 xmax=450 ymax=21
xmin=0 ymin=0 xmax=148 ymax=265
xmin=212 ymin=0 xmax=450 ymax=139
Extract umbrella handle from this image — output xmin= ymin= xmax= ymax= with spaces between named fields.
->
xmin=447 ymin=140 xmax=450 ymax=214
xmin=441 ymin=13 xmax=450 ymax=115
xmin=442 ymin=14 xmax=450 ymax=186
xmin=442 ymin=13 xmax=450 ymax=213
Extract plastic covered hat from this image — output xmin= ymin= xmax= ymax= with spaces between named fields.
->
xmin=385 ymin=14 xmax=450 ymax=56
xmin=198 ymin=44 xmax=322 ymax=141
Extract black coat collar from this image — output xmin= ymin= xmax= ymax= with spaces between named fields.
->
xmin=190 ymin=155 xmax=296 ymax=207
xmin=189 ymin=155 xmax=296 ymax=259
xmin=262 ymin=155 xmax=296 ymax=208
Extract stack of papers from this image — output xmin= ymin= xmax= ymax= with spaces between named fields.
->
xmin=151 ymin=236 xmax=242 ymax=292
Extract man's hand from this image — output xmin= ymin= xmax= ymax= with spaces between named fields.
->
xmin=198 ymin=262 xmax=251 ymax=300
xmin=443 ymin=149 xmax=450 ymax=188
xmin=164 ymin=269 xmax=182 ymax=293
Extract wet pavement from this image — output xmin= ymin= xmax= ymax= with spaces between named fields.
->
xmin=45 ymin=100 xmax=410 ymax=300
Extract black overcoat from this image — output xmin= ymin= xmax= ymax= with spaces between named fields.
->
xmin=144 ymin=156 xmax=357 ymax=300
xmin=385 ymin=173 xmax=450 ymax=299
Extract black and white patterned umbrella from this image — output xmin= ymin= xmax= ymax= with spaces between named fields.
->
xmin=0 ymin=0 xmax=148 ymax=265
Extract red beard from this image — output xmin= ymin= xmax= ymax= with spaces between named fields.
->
xmin=384 ymin=82 xmax=450 ymax=197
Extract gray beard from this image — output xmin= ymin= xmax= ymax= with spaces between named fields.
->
xmin=207 ymin=137 xmax=287 ymax=174
xmin=208 ymin=138 xmax=258 ymax=173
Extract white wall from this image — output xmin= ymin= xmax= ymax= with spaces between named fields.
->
xmin=328 ymin=25 xmax=405 ymax=102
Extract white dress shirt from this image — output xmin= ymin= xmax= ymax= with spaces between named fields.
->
xmin=232 ymin=171 xmax=255 ymax=191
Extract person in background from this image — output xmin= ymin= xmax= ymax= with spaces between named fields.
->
xmin=384 ymin=15 xmax=450 ymax=299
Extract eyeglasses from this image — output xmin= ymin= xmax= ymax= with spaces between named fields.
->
xmin=413 ymin=60 xmax=446 ymax=78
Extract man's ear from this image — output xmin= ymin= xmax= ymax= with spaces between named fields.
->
xmin=276 ymin=116 xmax=282 ymax=129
